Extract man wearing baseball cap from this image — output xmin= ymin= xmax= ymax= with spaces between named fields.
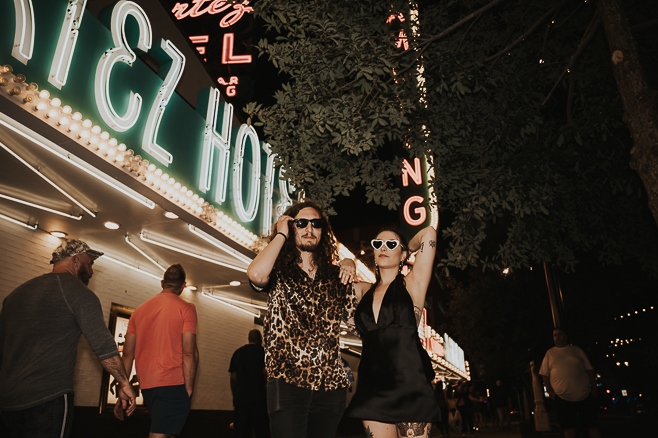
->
xmin=0 ymin=239 xmax=136 ymax=437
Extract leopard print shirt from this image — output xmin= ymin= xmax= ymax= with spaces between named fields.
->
xmin=252 ymin=263 xmax=357 ymax=390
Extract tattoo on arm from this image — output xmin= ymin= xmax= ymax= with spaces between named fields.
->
xmin=420 ymin=242 xmax=424 ymax=253
xmin=414 ymin=306 xmax=422 ymax=324
xmin=429 ymin=239 xmax=436 ymax=249
xmin=345 ymin=320 xmax=361 ymax=338
xmin=364 ymin=426 xmax=374 ymax=438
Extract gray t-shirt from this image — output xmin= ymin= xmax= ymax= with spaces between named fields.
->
xmin=0 ymin=273 xmax=119 ymax=410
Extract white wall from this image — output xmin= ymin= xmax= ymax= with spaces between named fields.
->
xmin=0 ymin=220 xmax=257 ymax=410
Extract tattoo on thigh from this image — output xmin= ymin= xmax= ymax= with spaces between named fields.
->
xmin=396 ymin=422 xmax=429 ymax=437
xmin=364 ymin=425 xmax=375 ymax=438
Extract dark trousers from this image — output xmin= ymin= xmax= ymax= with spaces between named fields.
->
xmin=2 ymin=393 xmax=74 ymax=438
xmin=457 ymin=405 xmax=474 ymax=436
xmin=266 ymin=378 xmax=346 ymax=438
xmin=435 ymin=406 xmax=449 ymax=435
xmin=234 ymin=402 xmax=270 ymax=438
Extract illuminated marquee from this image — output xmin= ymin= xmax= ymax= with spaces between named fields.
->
xmin=2 ymin=0 xmax=287 ymax=238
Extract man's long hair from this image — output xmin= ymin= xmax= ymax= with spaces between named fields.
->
xmin=271 ymin=200 xmax=338 ymax=277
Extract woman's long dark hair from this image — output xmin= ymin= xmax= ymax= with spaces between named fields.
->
xmin=271 ymin=200 xmax=338 ymax=278
xmin=373 ymin=227 xmax=409 ymax=288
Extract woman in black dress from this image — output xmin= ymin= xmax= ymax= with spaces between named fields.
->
xmin=345 ymin=226 xmax=440 ymax=438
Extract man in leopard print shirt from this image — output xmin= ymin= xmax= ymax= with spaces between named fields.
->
xmin=247 ymin=200 xmax=357 ymax=438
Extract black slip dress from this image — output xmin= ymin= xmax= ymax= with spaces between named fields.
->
xmin=345 ymin=274 xmax=441 ymax=423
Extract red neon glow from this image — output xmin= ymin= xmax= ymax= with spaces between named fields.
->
xmin=403 ymin=196 xmax=427 ymax=226
xmin=189 ymin=36 xmax=209 ymax=57
xmin=189 ymin=35 xmax=209 ymax=43
xmin=217 ymin=76 xmax=239 ymax=96
xmin=402 ymin=157 xmax=423 ymax=187
xmin=222 ymin=33 xmax=252 ymax=64
xmin=172 ymin=1 xmax=253 ymax=28
xmin=396 ymin=29 xmax=409 ymax=50
xmin=217 ymin=76 xmax=239 ymax=85
xmin=386 ymin=12 xmax=405 ymax=23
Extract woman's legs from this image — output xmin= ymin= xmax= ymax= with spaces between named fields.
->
xmin=396 ymin=422 xmax=431 ymax=438
xmin=363 ymin=421 xmax=396 ymax=438
xmin=362 ymin=421 xmax=431 ymax=438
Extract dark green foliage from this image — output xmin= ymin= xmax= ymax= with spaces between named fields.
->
xmin=247 ymin=0 xmax=658 ymax=274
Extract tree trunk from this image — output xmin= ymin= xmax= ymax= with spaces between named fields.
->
xmin=598 ymin=0 xmax=658 ymax=226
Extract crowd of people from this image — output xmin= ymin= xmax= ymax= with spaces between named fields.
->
xmin=0 ymin=198 xmax=601 ymax=438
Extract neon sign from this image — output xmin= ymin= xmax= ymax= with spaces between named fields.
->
xmin=217 ymin=76 xmax=239 ymax=96
xmin=221 ymin=33 xmax=252 ymax=64
xmin=2 ymin=0 xmax=287 ymax=236
xmin=11 ymin=0 xmax=34 ymax=64
xmin=171 ymin=0 xmax=253 ymax=27
xmin=94 ymin=1 xmax=152 ymax=132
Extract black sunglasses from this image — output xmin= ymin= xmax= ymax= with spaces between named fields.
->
xmin=293 ymin=218 xmax=324 ymax=229
xmin=371 ymin=239 xmax=402 ymax=250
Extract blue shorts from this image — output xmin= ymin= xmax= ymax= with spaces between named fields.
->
xmin=142 ymin=384 xmax=191 ymax=434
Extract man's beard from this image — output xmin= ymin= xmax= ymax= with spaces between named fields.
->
xmin=297 ymin=234 xmax=320 ymax=252
xmin=77 ymin=264 xmax=92 ymax=286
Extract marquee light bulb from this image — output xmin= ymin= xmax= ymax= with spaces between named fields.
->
xmin=50 ymin=98 xmax=61 ymax=107
xmin=61 ymin=105 xmax=72 ymax=114
xmin=82 ymin=119 xmax=92 ymax=128
xmin=72 ymin=112 xmax=82 ymax=121
xmin=39 ymin=90 xmax=50 ymax=99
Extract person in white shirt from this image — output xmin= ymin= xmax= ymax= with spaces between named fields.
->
xmin=539 ymin=328 xmax=601 ymax=438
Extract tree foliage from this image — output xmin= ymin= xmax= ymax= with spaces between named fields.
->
xmin=246 ymin=0 xmax=658 ymax=274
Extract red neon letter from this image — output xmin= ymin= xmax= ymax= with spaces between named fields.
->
xmin=403 ymin=196 xmax=427 ymax=226
xmin=226 ymin=85 xmax=236 ymax=96
xmin=402 ymin=157 xmax=423 ymax=187
xmin=222 ymin=33 xmax=252 ymax=64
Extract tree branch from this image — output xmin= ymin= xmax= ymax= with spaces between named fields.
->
xmin=463 ymin=0 xmax=571 ymax=69
xmin=391 ymin=0 xmax=509 ymax=80
xmin=566 ymin=69 xmax=576 ymax=126
xmin=542 ymin=13 xmax=601 ymax=106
